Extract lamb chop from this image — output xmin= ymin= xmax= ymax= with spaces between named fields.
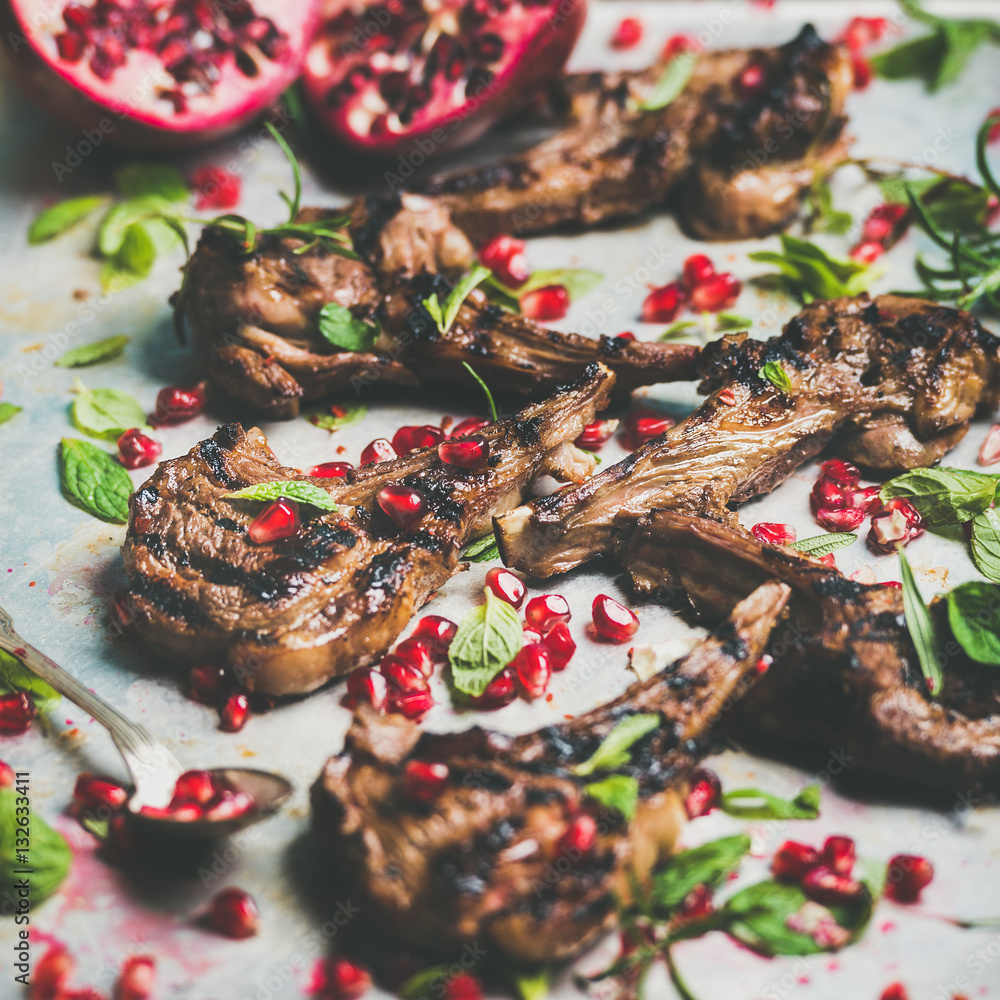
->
xmin=310 ymin=580 xmax=790 ymax=962
xmin=121 ymin=364 xmax=614 ymax=697
xmin=421 ymin=24 xmax=853 ymax=242
xmin=497 ymin=294 xmax=1000 ymax=578
xmin=626 ymin=512 xmax=1000 ymax=793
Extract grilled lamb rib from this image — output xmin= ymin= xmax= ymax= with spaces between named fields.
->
xmin=497 ymin=294 xmax=1000 ymax=577
xmin=626 ymin=512 xmax=1000 ymax=792
xmin=310 ymin=581 xmax=789 ymax=962
xmin=121 ymin=364 xmax=614 ymax=696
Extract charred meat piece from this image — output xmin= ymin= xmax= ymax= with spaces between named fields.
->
xmin=121 ymin=364 xmax=614 ymax=696
xmin=311 ymin=581 xmax=789 ymax=962
xmin=422 ymin=25 xmax=852 ymax=242
xmin=181 ymin=195 xmax=697 ymax=417
xmin=627 ymin=512 xmax=1000 ymax=793
xmin=497 ymin=294 xmax=1000 ymax=578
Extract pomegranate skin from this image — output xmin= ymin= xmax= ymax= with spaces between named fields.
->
xmin=0 ymin=0 xmax=322 ymax=151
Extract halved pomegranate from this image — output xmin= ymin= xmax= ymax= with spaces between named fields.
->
xmin=1 ymin=0 xmax=320 ymax=150
xmin=301 ymin=0 xmax=587 ymax=158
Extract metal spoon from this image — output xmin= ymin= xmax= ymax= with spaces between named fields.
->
xmin=0 ymin=605 xmax=292 ymax=839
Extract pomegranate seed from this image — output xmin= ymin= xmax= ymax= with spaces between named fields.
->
xmin=574 ymin=418 xmax=618 ymax=451
xmin=402 ymin=760 xmax=449 ymax=801
xmin=443 ymin=974 xmax=485 ymax=1000
xmin=192 ymin=166 xmax=242 ymax=211
xmin=988 ymin=107 xmax=1000 ymax=145
xmin=468 ymin=668 xmax=516 ymax=709
xmin=751 ymin=522 xmax=797 ymax=545
xmin=512 ymin=643 xmax=552 ymax=699
xmin=559 ymin=813 xmax=597 ymax=855
xmin=623 ymin=408 xmax=674 ymax=448
xmin=450 ymin=417 xmax=492 ymax=437
xmin=73 ymin=773 xmax=128 ymax=812
xmin=677 ymin=883 xmax=714 ymax=921
xmin=736 ymin=61 xmax=766 ymax=96
xmin=641 ymin=281 xmax=686 ymax=322
xmin=344 ymin=668 xmax=389 ymax=712
xmin=880 ymin=985 xmax=910 ymax=1000
xmin=591 ymin=594 xmax=639 ymax=643
xmin=208 ymin=886 xmax=259 ymax=939
xmin=819 ymin=553 xmax=838 ymax=568
xmin=852 ymin=485 xmax=883 ymax=514
xmin=479 ymin=235 xmax=529 ymax=288
xmin=485 ymin=567 xmax=525 ymax=608
xmin=187 ymin=664 xmax=227 ymax=706
xmin=868 ymin=499 xmax=924 ymax=555
xmin=153 ymin=384 xmax=205 ymax=425
xmin=523 ymin=626 xmax=543 ymax=644
xmin=203 ymin=789 xmax=255 ymax=822
xmin=851 ymin=564 xmax=878 ymax=585
xmin=662 ymin=34 xmax=699 ymax=59
xmin=378 ymin=485 xmax=426 ymax=531
xmin=55 ymin=31 xmax=85 ymax=61
xmin=115 ymin=955 xmax=155 ymax=1000
xmin=391 ymin=689 xmax=435 ymax=719
xmin=0 ymin=692 xmax=35 ymax=733
xmin=543 ymin=622 xmax=576 ymax=671
xmin=220 ymin=692 xmax=249 ymax=733
xmin=772 ymin=840 xmax=821 ymax=881
xmin=438 ymin=434 xmax=489 ymax=469
xmin=822 ymin=835 xmax=856 ymax=876
xmin=816 ymin=506 xmax=864 ymax=532
xmin=841 ymin=16 xmax=891 ymax=51
xmin=884 ymin=854 xmax=934 ymax=903
xmin=683 ymin=253 xmax=715 ymax=289
xmin=851 ymin=240 xmax=884 ymax=263
xmin=611 ymin=16 xmax=643 ymax=49
xmin=979 ymin=424 xmax=1000 ymax=465
xmin=359 ymin=438 xmax=397 ymax=465
xmin=0 ymin=760 xmax=13 ymax=787
xmin=852 ymin=54 xmax=873 ymax=90
xmin=248 ymin=498 xmax=300 ymax=544
xmin=811 ymin=476 xmax=852 ymax=511
xmin=685 ymin=768 xmax=721 ymax=818
xmin=308 ymin=461 xmax=353 ymax=478
xmin=411 ymin=615 xmax=458 ymax=656
xmin=33 ymin=945 xmax=74 ymax=1000
xmin=717 ymin=387 xmax=737 ymax=406
xmin=821 ymin=459 xmax=860 ymax=486
xmin=802 ymin=866 xmax=864 ymax=905
xmin=863 ymin=202 xmax=908 ymax=245
xmin=690 ymin=272 xmax=741 ymax=313
xmin=117 ymin=429 xmax=161 ymax=469
xmin=394 ymin=637 xmax=434 ymax=676
xmin=392 ymin=424 xmax=444 ymax=455
xmin=616 ymin=331 xmax=636 ymax=341
xmin=172 ymin=770 xmax=215 ymax=805
xmin=316 ymin=957 xmax=371 ymax=1000
xmin=525 ymin=593 xmax=571 ymax=631
xmin=521 ymin=284 xmax=569 ymax=321
xmin=382 ymin=655 xmax=429 ymax=694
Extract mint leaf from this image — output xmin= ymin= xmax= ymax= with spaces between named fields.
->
xmin=101 ymin=222 xmax=157 ymax=291
xmin=115 ymin=164 xmax=189 ymax=202
xmin=28 ymin=195 xmax=107 ymax=244
xmin=717 ymin=312 xmax=754 ymax=331
xmin=60 ymin=438 xmax=132 ymax=524
xmin=304 ymin=400 xmax=368 ymax=431
xmin=449 ymin=591 xmax=524 ymax=697
xmin=423 ymin=265 xmax=492 ymax=334
xmin=947 ymin=581 xmax=1000 ymax=665
xmin=881 ymin=467 xmax=998 ymax=527
xmin=461 ymin=534 xmax=501 ymax=563
xmin=57 ymin=335 xmax=130 ymax=368
xmin=0 ymin=649 xmax=60 ymax=713
xmin=0 ymin=403 xmax=22 ymax=426
xmin=750 ymin=235 xmax=878 ymax=303
xmin=899 ymin=551 xmax=944 ymax=696
xmin=724 ymin=881 xmax=825 ymax=956
xmin=98 ymin=196 xmax=176 ymax=256
xmin=653 ymin=833 xmax=751 ymax=913
xmin=759 ymin=361 xmax=792 ymax=393
xmin=971 ymin=508 xmax=1000 ymax=584
xmin=719 ymin=784 xmax=821 ymax=821
xmin=638 ymin=50 xmax=698 ymax=111
xmin=807 ymin=177 xmax=852 ymax=235
xmin=573 ymin=714 xmax=660 ymax=776
xmin=317 ymin=302 xmax=380 ymax=353
xmin=0 ymin=788 xmax=72 ymax=905
xmin=514 ymin=969 xmax=551 ymax=1000
xmin=70 ymin=381 xmax=146 ymax=441
xmin=659 ymin=320 xmax=700 ymax=341
xmin=224 ymin=481 xmax=339 ymax=511
xmin=788 ymin=532 xmax=857 ymax=556
xmin=585 ymin=775 xmax=639 ymax=821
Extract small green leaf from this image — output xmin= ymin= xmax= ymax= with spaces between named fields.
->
xmin=28 ymin=195 xmax=107 ymax=244
xmin=881 ymin=466 xmax=998 ymax=527
xmin=573 ymin=714 xmax=660 ymax=776
xmin=719 ymin=784 xmax=821 ymax=821
xmin=115 ymin=164 xmax=189 ymax=202
xmin=947 ymin=581 xmax=1000 ymax=665
xmin=423 ymin=265 xmax=492 ymax=335
xmin=60 ymin=438 xmax=132 ymax=524
xmin=750 ymin=235 xmax=878 ymax=303
xmin=653 ymin=833 xmax=751 ymax=913
xmin=304 ymin=400 xmax=368 ymax=431
xmin=585 ymin=775 xmax=639 ymax=821
xmin=514 ymin=969 xmax=551 ymax=1000
xmin=808 ymin=177 xmax=852 ymax=235
xmin=56 ymin=335 xmax=130 ymax=368
xmin=971 ymin=508 xmax=1000 ymax=584
xmin=317 ymin=302 xmax=380 ymax=353
xmin=399 ymin=967 xmax=451 ymax=1000
xmin=518 ymin=268 xmax=604 ymax=301
xmin=788 ymin=532 xmax=857 ymax=556
xmin=101 ymin=223 xmax=157 ymax=291
xmin=0 ymin=787 xmax=72 ymax=905
xmin=70 ymin=381 xmax=147 ymax=441
xmin=98 ymin=196 xmax=175 ymax=256
xmin=461 ymin=534 xmax=501 ymax=563
xmin=461 ymin=362 xmax=498 ymax=422
xmin=0 ymin=649 xmax=60 ymax=712
xmin=0 ymin=403 xmax=22 ymax=426
xmin=724 ymin=881 xmax=825 ymax=956
xmin=759 ymin=361 xmax=793 ymax=393
xmin=659 ymin=320 xmax=700 ymax=341
xmin=449 ymin=591 xmax=524 ymax=697
xmin=899 ymin=550 xmax=944 ymax=696
xmin=716 ymin=313 xmax=754 ymax=331
xmin=638 ymin=50 xmax=698 ymax=111
xmin=224 ymin=481 xmax=339 ymax=511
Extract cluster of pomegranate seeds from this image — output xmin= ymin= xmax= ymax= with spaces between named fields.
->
xmin=621 ymin=408 xmax=674 ymax=450
xmin=574 ymin=418 xmax=618 ymax=452
xmin=308 ymin=460 xmax=353 ymax=478
xmin=73 ymin=773 xmax=129 ymax=812
xmin=152 ymin=383 xmax=206 ymax=425
xmin=642 ymin=253 xmax=741 ymax=322
xmin=116 ymin=956 xmax=155 ymax=1000
xmin=772 ymin=834 xmax=864 ymax=904
xmin=838 ymin=16 xmax=892 ymax=90
xmin=479 ymin=235 xmax=529 ymax=287
xmin=116 ymin=428 xmax=161 ymax=470
xmin=751 ymin=522 xmax=797 ymax=546
xmin=884 ymin=853 xmax=935 ymax=903
xmin=591 ymin=594 xmax=639 ymax=643
xmin=851 ymin=202 xmax=909 ymax=263
xmin=610 ymin=16 xmax=643 ymax=49
xmin=0 ymin=692 xmax=36 ymax=734
xmin=359 ymin=437 xmax=397 ymax=466
xmin=248 ymin=498 xmax=301 ymax=545
xmin=191 ymin=166 xmax=242 ymax=211
xmin=521 ymin=284 xmax=570 ymax=322
xmin=868 ymin=498 xmax=924 ymax=556
xmin=978 ymin=424 xmax=1000 ymax=465
xmin=402 ymin=759 xmax=450 ymax=802
xmin=684 ymin=768 xmax=721 ymax=818
xmin=378 ymin=485 xmax=427 ymax=531
xmin=208 ymin=886 xmax=260 ymax=938
xmin=392 ymin=424 xmax=444 ymax=454
xmin=438 ymin=434 xmax=489 ymax=470
xmin=136 ymin=769 xmax=255 ymax=823
xmin=312 ymin=956 xmax=372 ymax=1000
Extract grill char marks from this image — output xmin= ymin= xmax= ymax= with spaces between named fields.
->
xmin=310 ymin=581 xmax=789 ymax=962
xmin=496 ymin=294 xmax=1000 ymax=578
xmin=121 ymin=366 xmax=615 ymax=696
xmin=626 ymin=513 xmax=1000 ymax=792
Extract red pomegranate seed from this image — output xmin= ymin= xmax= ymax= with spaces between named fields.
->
xmin=392 ymin=424 xmax=444 ymax=455
xmin=378 ymin=485 xmax=426 ymax=531
xmin=811 ymin=476 xmax=852 ymax=511
xmin=402 ymin=760 xmax=449 ymax=802
xmin=485 ymin=567 xmax=526 ymax=609
xmin=690 ymin=272 xmax=741 ymax=313
xmin=822 ymin=835 xmax=856 ymax=876
xmin=479 ymin=235 xmax=529 ymax=288
xmin=852 ymin=53 xmax=873 ymax=90
xmin=880 ymin=985 xmax=910 ymax=1000
xmin=559 ymin=813 xmax=597 ymax=855
xmin=115 ymin=955 xmax=155 ymax=1000
xmin=863 ymin=202 xmax=908 ymax=245
xmin=0 ymin=692 xmax=35 ymax=734
xmin=512 ymin=644 xmax=552 ymax=699
xmin=308 ymin=461 xmax=353 ymax=478
xmin=816 ymin=506 xmax=864 ymax=532
xmin=438 ymin=434 xmax=489 ymax=469
xmin=411 ymin=615 xmax=458 ymax=656
xmin=677 ymin=883 xmax=714 ymax=921
xmin=683 ymin=253 xmax=715 ymax=289
xmin=248 ymin=498 xmax=300 ymax=544
xmin=641 ymin=281 xmax=686 ymax=322
xmin=0 ymin=760 xmax=13 ymax=787
xmin=736 ymin=61 xmax=766 ymax=96
xmin=851 ymin=240 xmax=884 ymax=263
xmin=521 ymin=284 xmax=569 ymax=321
xmin=33 ymin=945 xmax=74 ymax=1000
xmin=381 ymin=655 xmax=429 ymax=694
xmin=316 ymin=957 xmax=372 ymax=1000
xmin=469 ymin=668 xmax=517 ymax=709
xmin=525 ymin=593 xmax=571 ymax=631
xmin=616 ymin=331 xmax=636 ymax=341
xmin=450 ymin=417 xmax=492 ymax=437
xmin=685 ymin=768 xmax=721 ymax=818
xmin=821 ymin=458 xmax=861 ymax=486
xmin=187 ymin=664 xmax=227 ymax=706
xmin=117 ymin=428 xmax=161 ymax=470
xmin=851 ymin=485 xmax=883 ymax=514
xmin=344 ymin=668 xmax=389 ymax=712
xmin=360 ymin=438 xmax=397 ymax=465
xmin=543 ymin=622 xmax=576 ymax=671
xmin=979 ymin=424 xmax=1000 ymax=465
xmin=751 ymin=522 xmax=797 ymax=546
xmin=394 ymin=638 xmax=434 ymax=676
xmin=851 ymin=564 xmax=878 ymax=585
xmin=73 ymin=773 xmax=128 ymax=812
xmin=172 ymin=770 xmax=215 ymax=805
xmin=662 ymin=34 xmax=699 ymax=59
xmin=523 ymin=626 xmax=543 ymax=645
xmin=591 ymin=594 xmax=639 ymax=643
xmin=391 ymin=689 xmax=435 ymax=719
xmin=220 ymin=692 xmax=249 ymax=733
xmin=884 ymin=854 xmax=934 ymax=903
xmin=868 ymin=498 xmax=924 ymax=555
xmin=443 ymin=973 xmax=485 ymax=1000
xmin=574 ymin=418 xmax=618 ymax=451
xmin=192 ymin=166 xmax=241 ymax=211
xmin=153 ymin=384 xmax=205 ymax=425
xmin=772 ymin=840 xmax=821 ymax=881
xmin=819 ymin=553 xmax=838 ymax=568
xmin=623 ymin=408 xmax=674 ymax=448
xmin=208 ymin=886 xmax=259 ymax=939
xmin=802 ymin=866 xmax=864 ymax=905
xmin=611 ymin=16 xmax=643 ymax=49
xmin=841 ymin=15 xmax=891 ymax=51
xmin=717 ymin=387 xmax=737 ymax=406
xmin=203 ymin=788 xmax=255 ymax=822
